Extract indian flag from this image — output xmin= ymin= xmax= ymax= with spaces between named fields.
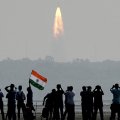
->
xmin=29 ymin=70 xmax=47 ymax=90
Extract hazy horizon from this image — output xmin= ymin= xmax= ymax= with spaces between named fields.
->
xmin=0 ymin=0 xmax=120 ymax=62
xmin=0 ymin=58 xmax=120 ymax=101
xmin=0 ymin=1 xmax=120 ymax=102
xmin=1 ymin=56 xmax=120 ymax=63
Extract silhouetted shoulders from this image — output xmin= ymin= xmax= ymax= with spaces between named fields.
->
xmin=111 ymin=88 xmax=120 ymax=94
xmin=0 ymin=92 xmax=4 ymax=98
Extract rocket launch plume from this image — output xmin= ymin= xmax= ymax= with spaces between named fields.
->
xmin=53 ymin=7 xmax=64 ymax=38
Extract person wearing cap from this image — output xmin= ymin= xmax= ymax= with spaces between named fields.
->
xmin=93 ymin=85 xmax=104 ymax=120
xmin=110 ymin=83 xmax=120 ymax=120
xmin=5 ymin=84 xmax=16 ymax=120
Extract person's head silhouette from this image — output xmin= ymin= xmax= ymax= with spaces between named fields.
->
xmin=69 ymin=86 xmax=73 ymax=91
xmin=27 ymin=86 xmax=32 ymax=93
xmin=82 ymin=86 xmax=86 ymax=91
xmin=56 ymin=84 xmax=61 ymax=90
xmin=52 ymin=89 xmax=56 ymax=93
xmin=18 ymin=85 xmax=22 ymax=91
xmin=10 ymin=84 xmax=15 ymax=90
xmin=88 ymin=86 xmax=92 ymax=91
xmin=95 ymin=85 xmax=101 ymax=91
xmin=67 ymin=86 xmax=70 ymax=91
xmin=114 ymin=83 xmax=119 ymax=89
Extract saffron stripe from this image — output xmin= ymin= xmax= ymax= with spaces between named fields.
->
xmin=30 ymin=74 xmax=46 ymax=87
xmin=31 ymin=70 xmax=47 ymax=83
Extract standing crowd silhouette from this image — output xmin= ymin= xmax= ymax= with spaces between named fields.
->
xmin=0 ymin=83 xmax=120 ymax=120
xmin=42 ymin=84 xmax=75 ymax=120
xmin=42 ymin=83 xmax=120 ymax=120
xmin=0 ymin=84 xmax=35 ymax=120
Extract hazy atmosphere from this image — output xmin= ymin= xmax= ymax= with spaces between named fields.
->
xmin=0 ymin=0 xmax=120 ymax=61
xmin=0 ymin=58 xmax=120 ymax=101
xmin=0 ymin=1 xmax=120 ymax=101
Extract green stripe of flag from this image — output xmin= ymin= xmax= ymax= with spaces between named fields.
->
xmin=29 ymin=79 xmax=44 ymax=90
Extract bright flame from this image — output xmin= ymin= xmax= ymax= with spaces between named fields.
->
xmin=53 ymin=7 xmax=64 ymax=38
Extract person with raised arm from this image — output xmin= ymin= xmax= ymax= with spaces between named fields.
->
xmin=5 ymin=84 xmax=17 ymax=120
xmin=56 ymin=84 xmax=64 ymax=120
xmin=110 ymin=83 xmax=120 ymax=120
xmin=93 ymin=85 xmax=104 ymax=120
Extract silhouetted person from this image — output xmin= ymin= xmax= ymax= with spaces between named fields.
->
xmin=63 ymin=86 xmax=70 ymax=120
xmin=26 ymin=86 xmax=34 ymax=111
xmin=25 ymin=86 xmax=35 ymax=120
xmin=23 ymin=103 xmax=35 ymax=120
xmin=110 ymin=83 xmax=120 ymax=120
xmin=50 ymin=89 xmax=60 ymax=120
xmin=56 ymin=84 xmax=64 ymax=120
xmin=43 ymin=89 xmax=56 ymax=120
xmin=5 ymin=84 xmax=16 ymax=120
xmin=80 ymin=86 xmax=88 ymax=120
xmin=0 ymin=89 xmax=4 ymax=120
xmin=16 ymin=85 xmax=26 ymax=120
xmin=65 ymin=86 xmax=75 ymax=120
xmin=86 ymin=86 xmax=93 ymax=120
xmin=93 ymin=85 xmax=104 ymax=120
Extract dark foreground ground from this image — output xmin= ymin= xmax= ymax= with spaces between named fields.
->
xmin=2 ymin=112 xmax=111 ymax=120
